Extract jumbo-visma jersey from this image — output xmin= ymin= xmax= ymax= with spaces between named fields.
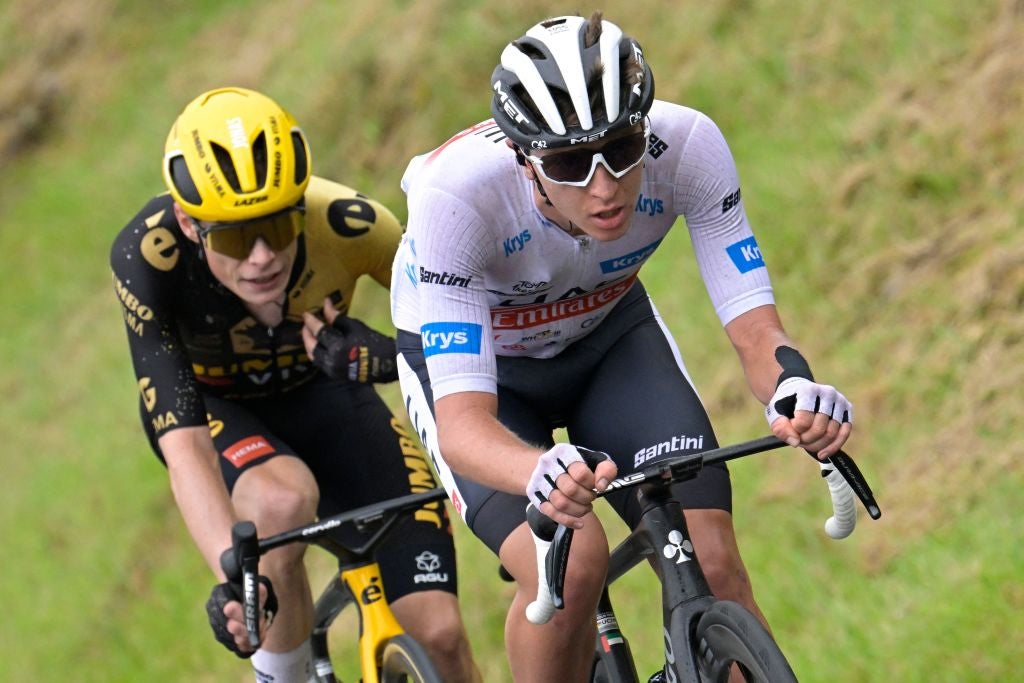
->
xmin=111 ymin=176 xmax=402 ymax=438
xmin=391 ymin=100 xmax=775 ymax=401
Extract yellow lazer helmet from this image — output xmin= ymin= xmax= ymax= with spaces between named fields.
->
xmin=163 ymin=87 xmax=311 ymax=222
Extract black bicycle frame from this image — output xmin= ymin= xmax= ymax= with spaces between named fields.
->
xmin=598 ymin=482 xmax=719 ymax=681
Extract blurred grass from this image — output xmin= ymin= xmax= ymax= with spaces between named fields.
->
xmin=1 ymin=0 xmax=1021 ymax=681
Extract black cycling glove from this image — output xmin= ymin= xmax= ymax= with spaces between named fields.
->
xmin=205 ymin=575 xmax=278 ymax=658
xmin=312 ymin=315 xmax=398 ymax=383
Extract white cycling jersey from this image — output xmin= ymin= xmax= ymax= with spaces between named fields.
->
xmin=391 ymin=99 xmax=774 ymax=400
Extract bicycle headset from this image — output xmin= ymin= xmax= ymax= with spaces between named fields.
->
xmin=489 ymin=14 xmax=656 ymax=152
xmin=162 ymin=86 xmax=311 ymax=222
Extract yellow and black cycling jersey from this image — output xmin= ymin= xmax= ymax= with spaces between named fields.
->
xmin=110 ymin=176 xmax=402 ymax=439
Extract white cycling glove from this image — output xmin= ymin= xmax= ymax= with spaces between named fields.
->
xmin=765 ymin=377 xmax=854 ymax=427
xmin=526 ymin=443 xmax=611 ymax=506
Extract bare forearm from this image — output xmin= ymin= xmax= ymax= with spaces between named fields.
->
xmin=435 ymin=392 xmax=543 ymax=494
xmin=725 ymin=304 xmax=797 ymax=403
xmin=161 ymin=427 xmax=237 ymax=579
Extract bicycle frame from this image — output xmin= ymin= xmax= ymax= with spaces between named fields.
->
xmin=596 ymin=482 xmax=721 ymax=681
xmin=309 ymin=560 xmax=406 ymax=683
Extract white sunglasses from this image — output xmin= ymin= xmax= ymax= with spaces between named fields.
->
xmin=526 ymin=121 xmax=650 ymax=187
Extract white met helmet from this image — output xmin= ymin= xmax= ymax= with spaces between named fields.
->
xmin=490 ymin=14 xmax=655 ymax=151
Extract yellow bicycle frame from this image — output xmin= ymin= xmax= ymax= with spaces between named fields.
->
xmin=342 ymin=563 xmax=404 ymax=683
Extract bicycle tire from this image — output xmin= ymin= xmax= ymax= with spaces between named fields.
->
xmin=694 ymin=601 xmax=797 ymax=683
xmin=379 ymin=634 xmax=444 ymax=683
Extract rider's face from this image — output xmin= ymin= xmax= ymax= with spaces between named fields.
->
xmin=175 ymin=203 xmax=297 ymax=306
xmin=527 ymin=125 xmax=646 ymax=242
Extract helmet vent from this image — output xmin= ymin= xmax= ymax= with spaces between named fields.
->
xmin=168 ymin=155 xmax=202 ymax=205
xmin=210 ymin=143 xmax=242 ymax=193
xmin=251 ymin=132 xmax=268 ymax=188
xmin=513 ymin=41 xmax=547 ymax=61
xmin=291 ymin=131 xmax=309 ymax=184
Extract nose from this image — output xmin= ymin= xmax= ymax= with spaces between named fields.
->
xmin=246 ymin=236 xmax=277 ymax=263
xmin=588 ymin=162 xmax=620 ymax=198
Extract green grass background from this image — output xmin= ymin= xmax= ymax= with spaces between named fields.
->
xmin=1 ymin=0 xmax=1021 ymax=681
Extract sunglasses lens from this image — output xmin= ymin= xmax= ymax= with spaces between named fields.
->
xmin=541 ymin=150 xmax=594 ymax=183
xmin=603 ymin=133 xmax=648 ymax=173
xmin=538 ymin=130 xmax=648 ymax=184
xmin=202 ymin=209 xmax=303 ymax=259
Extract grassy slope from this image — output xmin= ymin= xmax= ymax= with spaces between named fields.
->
xmin=1 ymin=0 xmax=1021 ymax=681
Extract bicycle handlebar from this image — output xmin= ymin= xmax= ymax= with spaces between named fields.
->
xmin=222 ymin=487 xmax=450 ymax=646
xmin=525 ymin=435 xmax=881 ymax=624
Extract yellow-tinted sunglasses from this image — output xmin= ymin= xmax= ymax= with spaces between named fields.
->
xmin=195 ymin=206 xmax=304 ymax=259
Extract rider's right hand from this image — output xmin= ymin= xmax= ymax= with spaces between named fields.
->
xmin=205 ymin=576 xmax=278 ymax=658
xmin=526 ymin=444 xmax=617 ymax=528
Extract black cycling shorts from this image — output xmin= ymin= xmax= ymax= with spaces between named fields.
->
xmin=143 ymin=374 xmax=457 ymax=601
xmin=397 ymin=280 xmax=730 ymax=556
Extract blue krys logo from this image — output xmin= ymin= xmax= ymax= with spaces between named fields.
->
xmin=635 ymin=193 xmax=664 ymax=216
xmin=600 ymin=238 xmax=664 ymax=274
xmin=503 ymin=229 xmax=531 ymax=257
xmin=726 ymin=237 xmax=765 ymax=273
xmin=421 ymin=322 xmax=483 ymax=357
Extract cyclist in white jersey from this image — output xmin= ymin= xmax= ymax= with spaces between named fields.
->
xmin=391 ymin=13 xmax=853 ymax=681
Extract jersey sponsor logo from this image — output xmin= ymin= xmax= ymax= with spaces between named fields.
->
xmin=222 ymin=435 xmax=275 ymax=468
xmin=392 ymin=417 xmax=445 ymax=529
xmin=327 ymin=197 xmax=377 ymax=237
xmin=139 ymin=219 xmax=180 ymax=272
xmin=634 ymin=434 xmax=706 ymax=468
xmin=599 ymin=239 xmax=664 ymax=274
xmin=151 ymin=411 xmax=179 ymax=432
xmin=647 ymin=133 xmax=669 ymax=159
xmin=503 ymin=229 xmax=532 ymax=257
xmin=413 ymin=550 xmax=450 ymax=584
xmin=138 ymin=377 xmax=157 ymax=412
xmin=192 ymin=352 xmax=312 ymax=385
xmin=207 ymin=413 xmax=224 ymax=438
xmin=520 ymin=329 xmax=561 ymax=343
xmin=491 ymin=275 xmax=636 ymax=330
xmin=726 ymin=236 xmax=765 ymax=273
xmin=419 ymin=267 xmax=472 ymax=288
xmin=416 ymin=551 xmax=441 ymax=572
xmin=421 ymin=322 xmax=483 ymax=357
xmin=487 ymin=280 xmax=553 ymax=298
xmin=634 ymin=194 xmax=664 ymax=216
xmin=721 ymin=187 xmax=742 ymax=213
xmin=112 ymin=275 xmax=155 ymax=336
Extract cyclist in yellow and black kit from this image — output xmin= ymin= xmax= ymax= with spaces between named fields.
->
xmin=110 ymin=87 xmax=479 ymax=683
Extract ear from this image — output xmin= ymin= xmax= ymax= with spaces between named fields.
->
xmin=507 ymin=140 xmax=538 ymax=180
xmin=172 ymin=202 xmax=201 ymax=243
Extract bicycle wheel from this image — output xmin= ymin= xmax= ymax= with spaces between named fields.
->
xmin=694 ymin=601 xmax=797 ymax=683
xmin=379 ymin=634 xmax=444 ymax=683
